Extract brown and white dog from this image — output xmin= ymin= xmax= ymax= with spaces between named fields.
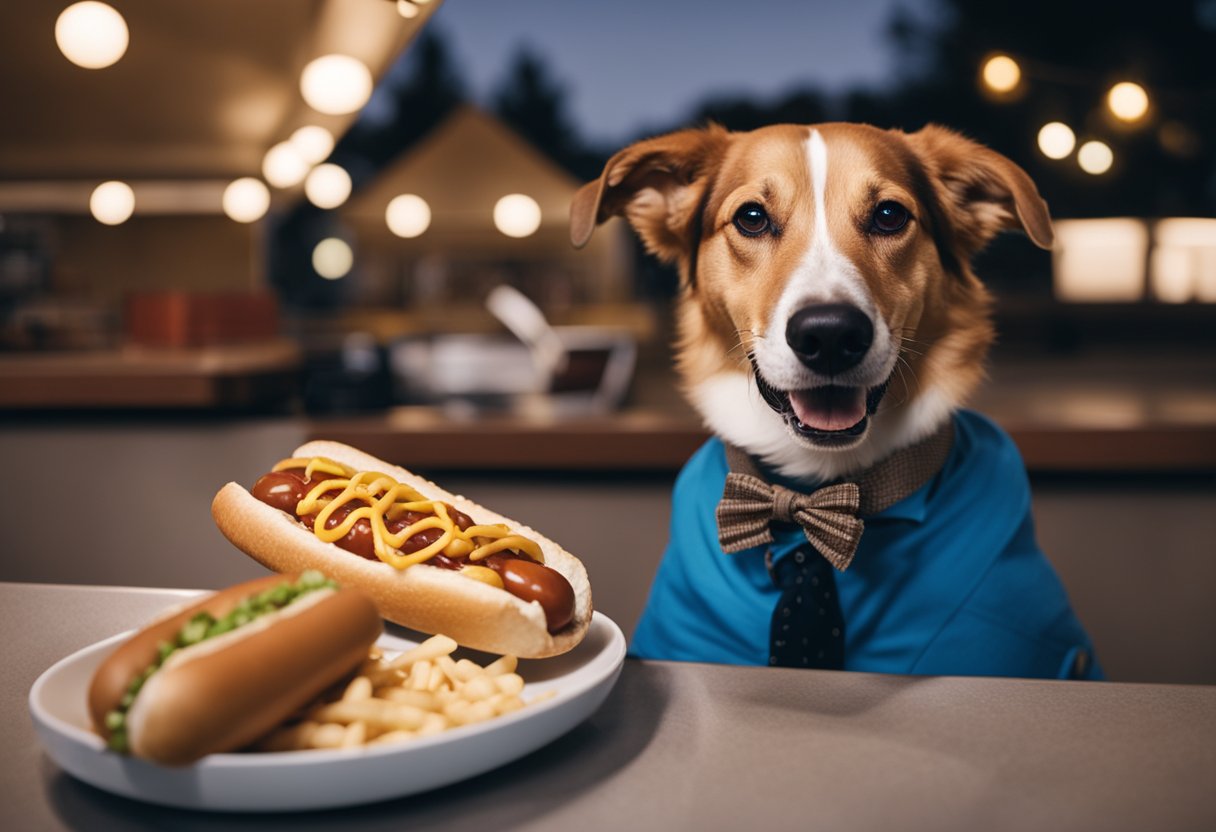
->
xmin=570 ymin=122 xmax=1101 ymax=677
xmin=571 ymin=122 xmax=1051 ymax=481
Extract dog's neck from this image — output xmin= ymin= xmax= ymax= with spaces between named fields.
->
xmin=690 ymin=370 xmax=956 ymax=483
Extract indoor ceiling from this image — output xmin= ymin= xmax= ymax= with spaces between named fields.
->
xmin=0 ymin=0 xmax=438 ymax=181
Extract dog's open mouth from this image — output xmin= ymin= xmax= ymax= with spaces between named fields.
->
xmin=752 ymin=359 xmax=889 ymax=445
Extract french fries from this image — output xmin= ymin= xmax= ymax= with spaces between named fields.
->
xmin=255 ymin=635 xmax=547 ymax=752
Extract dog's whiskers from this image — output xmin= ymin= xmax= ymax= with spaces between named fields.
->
xmin=728 ymin=329 xmax=761 ymax=360
xmin=887 ymin=354 xmax=920 ymax=410
xmin=894 ymin=331 xmax=932 ymax=350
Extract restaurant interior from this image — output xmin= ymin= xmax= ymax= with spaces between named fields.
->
xmin=2 ymin=0 xmax=1214 ymax=695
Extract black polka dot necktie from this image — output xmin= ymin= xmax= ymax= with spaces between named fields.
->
xmin=717 ymin=424 xmax=956 ymax=671
xmin=766 ymin=545 xmax=845 ymax=669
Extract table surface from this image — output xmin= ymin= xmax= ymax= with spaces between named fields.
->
xmin=6 ymin=583 xmax=1215 ymax=832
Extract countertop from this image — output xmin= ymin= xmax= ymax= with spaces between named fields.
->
xmin=2 ymin=345 xmax=1212 ymax=472
xmin=7 ymin=582 xmax=1216 ymax=831
xmin=0 ymin=341 xmax=301 ymax=409
xmin=307 ymin=351 xmax=1216 ymax=473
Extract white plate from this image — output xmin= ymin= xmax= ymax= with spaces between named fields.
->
xmin=29 ymin=612 xmax=625 ymax=812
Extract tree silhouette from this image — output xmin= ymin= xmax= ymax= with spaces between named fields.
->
xmin=492 ymin=47 xmax=603 ymax=182
xmin=335 ymin=31 xmax=468 ymax=180
xmin=851 ymin=0 xmax=1216 ymax=218
xmin=686 ymin=89 xmax=832 ymax=134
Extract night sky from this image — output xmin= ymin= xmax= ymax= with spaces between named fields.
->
xmin=431 ymin=0 xmax=930 ymax=145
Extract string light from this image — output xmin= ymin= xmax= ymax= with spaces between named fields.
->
xmin=981 ymin=54 xmax=1021 ymax=93
xmin=222 ymin=178 xmax=270 ymax=223
xmin=977 ymin=54 xmax=1175 ymax=176
xmin=90 ymin=181 xmax=134 ymax=225
xmin=289 ymin=126 xmax=335 ymax=165
xmin=1107 ymin=82 xmax=1149 ymax=122
xmin=55 ymin=2 xmax=128 ymax=69
xmin=304 ymin=163 xmax=352 ymax=209
xmin=300 ymin=55 xmax=373 ymax=115
xmin=493 ymin=194 xmax=542 ymax=238
xmin=262 ymin=141 xmax=310 ymax=189
xmin=386 ymin=194 xmax=431 ymax=238
xmin=1077 ymin=141 xmax=1114 ymax=175
xmin=1037 ymin=122 xmax=1076 ymax=160
xmin=313 ymin=238 xmax=353 ymax=279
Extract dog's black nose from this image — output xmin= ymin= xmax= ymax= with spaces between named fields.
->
xmin=785 ymin=304 xmax=874 ymax=375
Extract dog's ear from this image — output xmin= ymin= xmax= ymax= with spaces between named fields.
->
xmin=570 ymin=125 xmax=730 ymax=263
xmin=906 ymin=124 xmax=1053 ymax=255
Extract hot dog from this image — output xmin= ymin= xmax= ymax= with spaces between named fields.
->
xmin=211 ymin=441 xmax=593 ymax=659
xmin=88 ymin=572 xmax=382 ymax=766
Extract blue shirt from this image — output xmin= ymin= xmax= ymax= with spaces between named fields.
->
xmin=631 ymin=410 xmax=1103 ymax=680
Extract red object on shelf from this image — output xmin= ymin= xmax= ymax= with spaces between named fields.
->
xmin=124 ymin=291 xmax=279 ymax=348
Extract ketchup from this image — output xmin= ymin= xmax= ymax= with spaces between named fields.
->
xmin=249 ymin=467 xmax=576 ymax=632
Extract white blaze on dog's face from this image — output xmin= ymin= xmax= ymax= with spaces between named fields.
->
xmin=572 ymin=122 xmax=1053 ymax=480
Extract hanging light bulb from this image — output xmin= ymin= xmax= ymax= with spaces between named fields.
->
xmin=313 ymin=238 xmax=353 ymax=279
xmin=1107 ymin=82 xmax=1149 ymax=122
xmin=289 ymin=126 xmax=335 ymax=165
xmin=55 ymin=2 xmax=128 ymax=69
xmin=981 ymin=54 xmax=1020 ymax=93
xmin=90 ymin=181 xmax=135 ymax=225
xmin=386 ymin=194 xmax=431 ymax=238
xmin=300 ymin=55 xmax=373 ymax=115
xmin=1077 ymin=141 xmax=1114 ymax=175
xmin=493 ymin=194 xmax=542 ymax=238
xmin=262 ymin=142 xmax=310 ymax=189
xmin=396 ymin=0 xmax=420 ymax=19
xmin=1037 ymin=122 xmax=1076 ymax=160
xmin=222 ymin=178 xmax=271 ymax=223
xmin=304 ymin=163 xmax=352 ymax=209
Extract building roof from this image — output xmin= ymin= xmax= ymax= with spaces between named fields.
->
xmin=0 ymin=0 xmax=435 ymax=181
xmin=344 ymin=106 xmax=586 ymax=243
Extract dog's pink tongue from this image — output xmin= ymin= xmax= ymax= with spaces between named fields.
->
xmin=789 ymin=387 xmax=866 ymax=431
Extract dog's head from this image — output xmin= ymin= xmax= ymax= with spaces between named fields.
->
xmin=572 ymin=123 xmax=1052 ymax=480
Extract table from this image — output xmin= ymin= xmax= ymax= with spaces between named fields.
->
xmin=5 ymin=583 xmax=1215 ymax=831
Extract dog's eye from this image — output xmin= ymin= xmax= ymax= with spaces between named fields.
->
xmin=733 ymin=204 xmax=770 ymax=237
xmin=871 ymin=201 xmax=909 ymax=234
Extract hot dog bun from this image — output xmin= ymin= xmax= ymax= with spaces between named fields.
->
xmin=88 ymin=574 xmax=382 ymax=766
xmin=211 ymin=441 xmax=593 ymax=659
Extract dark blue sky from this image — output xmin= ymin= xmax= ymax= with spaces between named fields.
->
xmin=431 ymin=0 xmax=932 ymax=145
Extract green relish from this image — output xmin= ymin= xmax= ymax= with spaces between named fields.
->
xmin=104 ymin=571 xmax=339 ymax=753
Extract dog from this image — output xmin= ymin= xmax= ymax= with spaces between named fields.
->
xmin=571 ymin=122 xmax=1101 ymax=679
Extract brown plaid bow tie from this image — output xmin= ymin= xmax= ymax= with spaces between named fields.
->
xmin=718 ymin=477 xmax=862 ymax=569
xmin=716 ymin=421 xmax=955 ymax=571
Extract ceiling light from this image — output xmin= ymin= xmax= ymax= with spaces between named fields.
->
xmin=493 ymin=194 xmax=542 ymax=238
xmin=90 ymin=180 xmax=134 ymax=225
xmin=262 ymin=142 xmax=310 ymax=189
xmin=304 ymin=163 xmax=352 ymax=209
xmin=289 ymin=126 xmax=335 ymax=165
xmin=386 ymin=194 xmax=431 ymax=238
xmin=55 ymin=2 xmax=128 ymax=69
xmin=313 ymin=238 xmax=353 ymax=279
xmin=300 ymin=55 xmax=373 ymax=115
xmin=222 ymin=178 xmax=270 ymax=223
